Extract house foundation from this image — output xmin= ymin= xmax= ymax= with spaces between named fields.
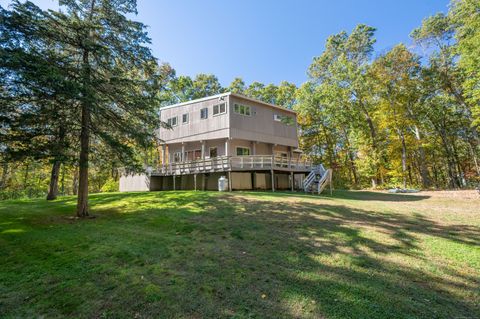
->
xmin=123 ymin=170 xmax=307 ymax=192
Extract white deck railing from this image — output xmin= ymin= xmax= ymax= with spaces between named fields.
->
xmin=152 ymin=155 xmax=313 ymax=176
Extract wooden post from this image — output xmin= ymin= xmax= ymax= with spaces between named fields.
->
xmin=271 ymin=169 xmax=275 ymax=192
xmin=173 ymin=175 xmax=176 ymax=190
xmin=225 ymin=138 xmax=229 ymax=156
xmin=201 ymin=141 xmax=205 ymax=159
xmin=228 ymin=171 xmax=232 ymax=191
xmin=291 ymin=171 xmax=294 ymax=192
xmin=288 ymin=146 xmax=292 ymax=169
xmin=162 ymin=144 xmax=166 ymax=172
xmin=194 ymin=174 xmax=197 ymax=191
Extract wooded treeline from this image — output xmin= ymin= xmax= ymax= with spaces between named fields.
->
xmin=0 ymin=0 xmax=479 ymax=211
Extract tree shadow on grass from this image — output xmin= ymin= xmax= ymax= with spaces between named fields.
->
xmin=88 ymin=192 xmax=478 ymax=318
xmin=184 ymin=195 xmax=479 ymax=318
xmin=0 ymin=191 xmax=478 ymax=318
xmin=241 ymin=189 xmax=431 ymax=202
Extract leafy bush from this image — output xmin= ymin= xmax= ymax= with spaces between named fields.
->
xmin=101 ymin=178 xmax=119 ymax=192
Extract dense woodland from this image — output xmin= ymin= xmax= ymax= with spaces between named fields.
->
xmin=0 ymin=0 xmax=479 ymax=213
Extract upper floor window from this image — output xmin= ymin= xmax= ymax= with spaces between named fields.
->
xmin=273 ymin=114 xmax=294 ymax=126
xmin=213 ymin=103 xmax=226 ymax=116
xmin=200 ymin=107 xmax=208 ymax=119
xmin=236 ymin=147 xmax=250 ymax=156
xmin=234 ymin=103 xmax=251 ymax=116
xmin=167 ymin=116 xmax=178 ymax=127
xmin=182 ymin=113 xmax=189 ymax=124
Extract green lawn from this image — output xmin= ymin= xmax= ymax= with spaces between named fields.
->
xmin=0 ymin=190 xmax=479 ymax=318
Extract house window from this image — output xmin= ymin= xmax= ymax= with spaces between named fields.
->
xmin=274 ymin=114 xmax=294 ymax=126
xmin=213 ymin=103 xmax=226 ymax=116
xmin=200 ymin=107 xmax=208 ymax=119
xmin=182 ymin=113 xmax=189 ymax=124
xmin=173 ymin=152 xmax=181 ymax=163
xmin=209 ymin=147 xmax=217 ymax=158
xmin=194 ymin=150 xmax=202 ymax=160
xmin=167 ymin=116 xmax=178 ymax=127
xmin=185 ymin=150 xmax=202 ymax=161
xmin=236 ymin=147 xmax=250 ymax=156
xmin=234 ymin=103 xmax=251 ymax=116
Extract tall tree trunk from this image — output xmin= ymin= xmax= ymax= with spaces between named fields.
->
xmin=365 ymin=115 xmax=378 ymax=188
xmin=72 ymin=167 xmax=78 ymax=195
xmin=413 ymin=125 xmax=430 ymax=188
xmin=396 ymin=128 xmax=408 ymax=189
xmin=450 ymin=138 xmax=464 ymax=187
xmin=47 ymin=126 xmax=66 ymax=200
xmin=76 ymin=0 xmax=96 ymax=217
xmin=23 ymin=162 xmax=29 ymax=190
xmin=77 ymin=81 xmax=91 ymax=217
xmin=47 ymin=160 xmax=61 ymax=200
xmin=0 ymin=162 xmax=9 ymax=190
xmin=61 ymin=163 xmax=65 ymax=195
xmin=468 ymin=142 xmax=480 ymax=176
xmin=76 ymin=101 xmax=90 ymax=216
xmin=439 ymin=133 xmax=460 ymax=188
xmin=342 ymin=128 xmax=358 ymax=186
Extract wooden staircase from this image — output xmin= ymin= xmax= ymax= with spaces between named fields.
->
xmin=303 ymin=164 xmax=333 ymax=195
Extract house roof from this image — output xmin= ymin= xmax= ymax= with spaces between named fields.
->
xmin=161 ymin=92 xmax=297 ymax=115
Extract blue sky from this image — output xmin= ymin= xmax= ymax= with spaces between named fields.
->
xmin=1 ymin=0 xmax=449 ymax=86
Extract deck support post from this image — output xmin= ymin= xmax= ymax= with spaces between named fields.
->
xmin=201 ymin=141 xmax=205 ymax=159
xmin=194 ymin=174 xmax=197 ymax=191
xmin=173 ymin=175 xmax=176 ymax=190
xmin=225 ymin=138 xmax=229 ymax=156
xmin=291 ymin=171 xmax=294 ymax=192
xmin=228 ymin=171 xmax=232 ymax=191
xmin=162 ymin=144 xmax=166 ymax=172
xmin=271 ymin=169 xmax=275 ymax=192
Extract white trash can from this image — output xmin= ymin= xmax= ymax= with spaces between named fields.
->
xmin=218 ymin=176 xmax=228 ymax=191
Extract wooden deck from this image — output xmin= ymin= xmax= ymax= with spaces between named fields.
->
xmin=151 ymin=155 xmax=313 ymax=176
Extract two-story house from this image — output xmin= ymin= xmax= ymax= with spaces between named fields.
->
xmin=120 ymin=92 xmax=331 ymax=193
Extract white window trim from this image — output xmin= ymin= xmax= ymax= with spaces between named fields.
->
xmin=213 ymin=103 xmax=227 ymax=116
xmin=273 ymin=114 xmax=282 ymax=122
xmin=236 ymin=146 xmax=251 ymax=156
xmin=200 ymin=107 xmax=208 ymax=120
xmin=168 ymin=116 xmax=178 ymax=127
xmin=182 ymin=113 xmax=189 ymax=124
xmin=233 ymin=103 xmax=252 ymax=117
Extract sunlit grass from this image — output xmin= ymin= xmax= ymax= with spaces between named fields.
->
xmin=0 ymin=190 xmax=479 ymax=318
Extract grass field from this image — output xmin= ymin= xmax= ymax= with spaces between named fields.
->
xmin=0 ymin=190 xmax=479 ymax=318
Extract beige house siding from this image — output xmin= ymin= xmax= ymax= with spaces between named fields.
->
xmin=119 ymin=174 xmax=150 ymax=192
xmin=167 ymin=139 xmax=227 ymax=161
xmin=159 ymin=93 xmax=299 ymax=148
xmin=228 ymin=95 xmax=298 ymax=148
xmin=159 ymin=95 xmax=230 ymax=143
